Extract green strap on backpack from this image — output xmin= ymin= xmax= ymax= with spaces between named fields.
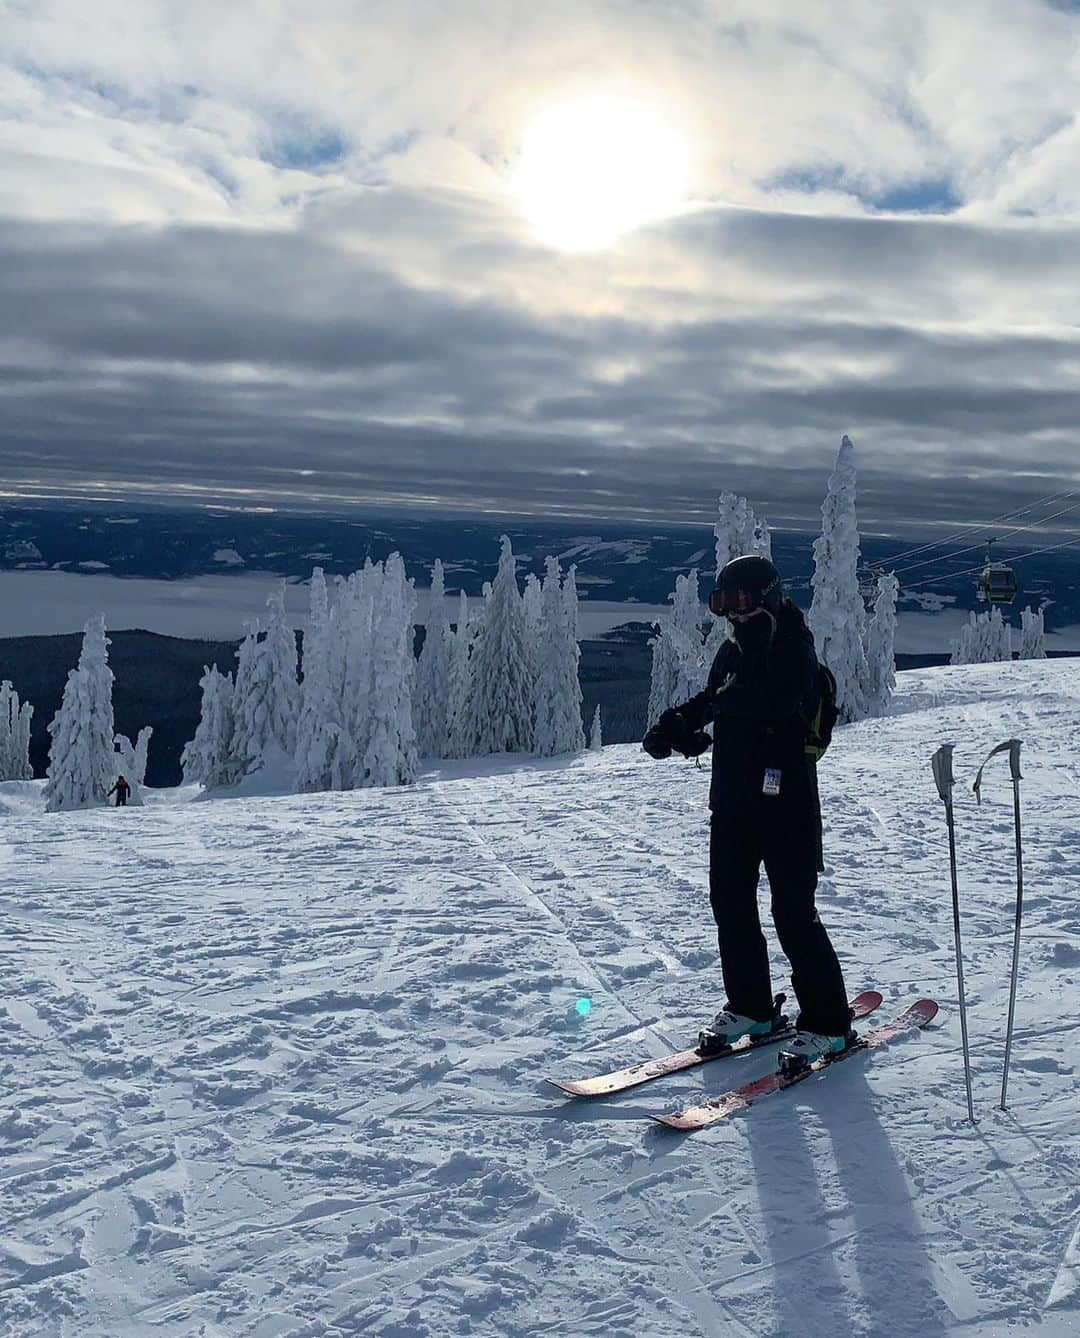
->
xmin=804 ymin=664 xmax=839 ymax=761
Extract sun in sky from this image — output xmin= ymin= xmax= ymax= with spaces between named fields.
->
xmin=510 ymin=93 xmax=691 ymax=251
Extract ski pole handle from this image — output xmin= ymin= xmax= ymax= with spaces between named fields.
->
xmin=931 ymin=743 xmax=955 ymax=804
xmin=973 ymin=738 xmax=1023 ymax=805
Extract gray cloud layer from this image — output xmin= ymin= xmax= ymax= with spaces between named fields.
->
xmin=1 ymin=3 xmax=1078 ymax=529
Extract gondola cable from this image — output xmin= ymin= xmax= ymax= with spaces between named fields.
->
xmin=890 ymin=498 xmax=1080 ymax=580
xmin=902 ymin=532 xmax=1080 ymax=592
xmin=876 ymin=487 xmax=1078 ymax=569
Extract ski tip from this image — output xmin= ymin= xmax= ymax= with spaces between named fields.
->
xmin=851 ymin=989 xmax=884 ymax=1016
xmin=908 ymin=998 xmax=940 ymax=1026
xmin=543 ymin=1077 xmax=588 ymax=1098
xmin=651 ymin=1113 xmax=697 ymax=1131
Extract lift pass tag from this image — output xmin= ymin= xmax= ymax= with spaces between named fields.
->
xmin=762 ymin=768 xmax=782 ymax=796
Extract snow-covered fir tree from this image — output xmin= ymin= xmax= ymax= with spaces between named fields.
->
xmin=414 ymin=560 xmax=454 ymax=759
xmin=230 ymin=623 xmax=263 ymax=775
xmin=863 ymin=572 xmax=899 ymax=715
xmin=522 ymin=571 xmax=543 ymax=658
xmin=43 ymin=615 xmax=116 ymax=812
xmin=0 ymin=682 xmax=33 ymax=781
xmin=338 ymin=564 xmax=377 ymax=787
xmin=560 ymin=564 xmax=585 ymax=751
xmin=521 ymin=569 xmax=543 ymax=741
xmin=15 ymin=699 xmax=32 ymax=780
xmin=646 ymin=627 xmax=679 ymax=729
xmin=445 ymin=591 xmax=474 ymax=758
xmin=714 ymin=491 xmax=770 ymax=573
xmin=294 ymin=568 xmax=340 ymax=792
xmin=647 ymin=570 xmax=707 ymax=724
xmin=707 ymin=491 xmax=769 ymax=664
xmin=1019 ymin=607 xmax=1047 ymax=660
xmin=463 ymin=538 xmax=534 ymax=754
xmin=262 ymin=586 xmax=301 ymax=756
xmin=808 ymin=435 xmax=871 ymax=722
xmin=669 ymin=570 xmax=709 ymax=700
xmin=951 ymin=608 xmax=1013 ymax=665
xmin=533 ymin=557 xmax=585 ymax=756
xmin=362 ymin=553 xmax=419 ymax=787
xmin=589 ymin=704 xmax=602 ymax=751
xmin=533 ymin=557 xmax=562 ymax=757
xmin=182 ymin=666 xmax=240 ymax=787
xmin=114 ymin=726 xmax=152 ymax=804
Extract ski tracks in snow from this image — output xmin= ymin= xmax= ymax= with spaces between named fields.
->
xmin=0 ymin=660 xmax=1077 ymax=1334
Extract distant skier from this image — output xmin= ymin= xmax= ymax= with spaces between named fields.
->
xmin=108 ymin=775 xmax=131 ymax=808
xmin=642 ymin=555 xmax=852 ymax=1070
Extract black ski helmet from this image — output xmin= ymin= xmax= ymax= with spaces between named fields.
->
xmin=709 ymin=555 xmax=784 ymax=617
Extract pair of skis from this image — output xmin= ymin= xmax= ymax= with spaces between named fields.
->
xmin=545 ymin=992 xmax=938 ymax=1130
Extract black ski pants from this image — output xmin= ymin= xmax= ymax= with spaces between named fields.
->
xmin=709 ymin=804 xmax=850 ymax=1036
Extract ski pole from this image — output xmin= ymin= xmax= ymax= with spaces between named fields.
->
xmin=973 ymin=739 xmax=1024 ymax=1112
xmin=931 ymin=743 xmax=975 ymax=1123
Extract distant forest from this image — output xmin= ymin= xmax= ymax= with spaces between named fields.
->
xmin=5 ymin=628 xmax=1072 ymax=789
xmin=0 ymin=628 xmax=654 ymax=787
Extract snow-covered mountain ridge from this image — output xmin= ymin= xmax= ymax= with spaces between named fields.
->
xmin=1 ymin=661 xmax=1078 ymax=1335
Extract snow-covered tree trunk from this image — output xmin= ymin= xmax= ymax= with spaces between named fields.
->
xmin=1020 ymin=607 xmax=1046 ymax=660
xmin=670 ymin=570 xmax=709 ymax=701
xmin=445 ymin=591 xmax=474 ymax=758
xmin=294 ymin=568 xmax=340 ymax=792
xmin=589 ymin=704 xmax=602 ymax=751
xmin=463 ymin=538 xmax=534 ymax=755
xmin=14 ymin=699 xmax=33 ymax=780
xmin=263 ymin=585 xmax=301 ymax=756
xmin=533 ymin=556 xmax=561 ymax=757
xmin=646 ymin=626 xmax=679 ymax=727
xmin=534 ymin=557 xmax=585 ymax=756
xmin=113 ymin=726 xmax=153 ymax=805
xmin=648 ymin=570 xmax=709 ymax=725
xmin=864 ymin=572 xmax=899 ymax=716
xmin=337 ymin=566 xmax=377 ymax=788
xmin=231 ymin=623 xmax=271 ymax=776
xmin=560 ymin=564 xmax=586 ymax=752
xmin=0 ymin=682 xmax=33 ymax=781
xmin=0 ymin=682 xmax=12 ymax=779
xmin=43 ymin=615 xmax=116 ymax=812
xmin=362 ymin=553 xmax=419 ymax=786
xmin=182 ymin=665 xmax=240 ymax=787
xmin=808 ymin=435 xmax=871 ymax=723
xmin=415 ymin=560 xmax=454 ymax=759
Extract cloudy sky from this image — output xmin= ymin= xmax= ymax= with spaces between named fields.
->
xmin=2 ymin=0 xmax=1079 ymax=531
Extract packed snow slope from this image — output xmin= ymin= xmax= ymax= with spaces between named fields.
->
xmin=1 ymin=661 xmax=1078 ymax=1337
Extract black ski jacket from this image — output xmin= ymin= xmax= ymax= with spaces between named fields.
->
xmin=669 ymin=600 xmax=821 ymax=817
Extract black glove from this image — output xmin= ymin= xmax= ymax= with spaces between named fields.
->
xmin=643 ymin=709 xmax=703 ymax=760
xmin=642 ymin=723 xmax=673 ymax=759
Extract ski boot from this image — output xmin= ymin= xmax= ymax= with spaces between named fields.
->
xmin=776 ymin=1028 xmax=852 ymax=1078
xmin=698 ymin=993 xmax=787 ymax=1056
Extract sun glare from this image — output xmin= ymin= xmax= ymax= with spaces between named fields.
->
xmin=510 ymin=94 xmax=689 ymax=251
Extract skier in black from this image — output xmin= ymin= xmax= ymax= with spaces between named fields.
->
xmin=108 ymin=775 xmax=131 ymax=808
xmin=642 ymin=555 xmax=852 ymax=1070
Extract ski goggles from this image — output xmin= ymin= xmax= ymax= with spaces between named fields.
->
xmin=708 ymin=585 xmax=761 ymax=617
